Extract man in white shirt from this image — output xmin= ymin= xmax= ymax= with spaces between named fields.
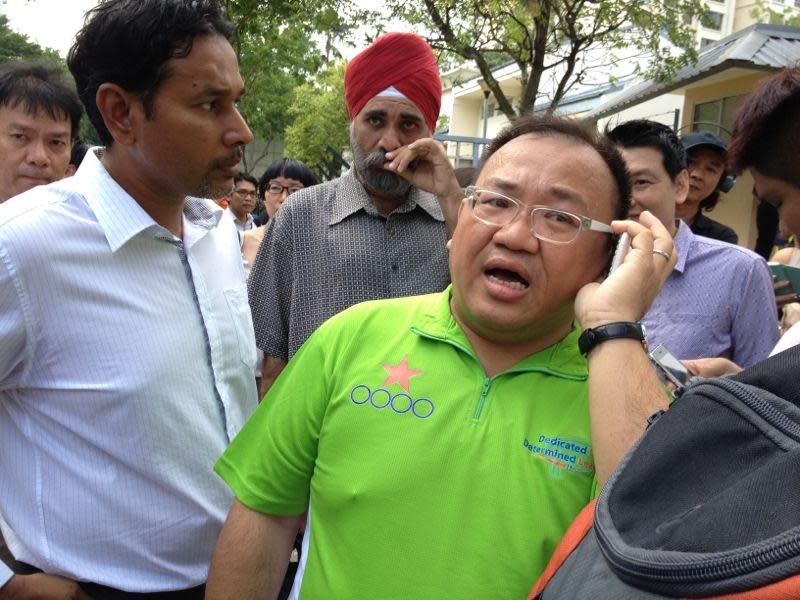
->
xmin=0 ymin=0 xmax=256 ymax=597
xmin=226 ymin=172 xmax=257 ymax=234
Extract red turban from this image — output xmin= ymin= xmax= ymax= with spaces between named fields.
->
xmin=345 ymin=32 xmax=442 ymax=133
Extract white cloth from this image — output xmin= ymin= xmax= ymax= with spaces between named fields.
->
xmin=771 ymin=321 xmax=800 ymax=356
xmin=225 ymin=206 xmax=255 ymax=234
xmin=0 ymin=149 xmax=257 ymax=590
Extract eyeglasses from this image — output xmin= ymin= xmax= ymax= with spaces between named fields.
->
xmin=233 ymin=188 xmax=257 ymax=199
xmin=464 ymin=186 xmax=613 ymax=245
xmin=266 ymin=183 xmax=303 ymax=196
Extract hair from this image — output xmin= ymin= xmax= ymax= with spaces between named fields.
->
xmin=606 ymin=119 xmax=687 ymax=181
xmin=728 ymin=66 xmax=800 ymax=190
xmin=477 ymin=115 xmax=631 ymax=224
xmin=234 ymin=172 xmax=257 ymax=188
xmin=67 ymin=0 xmax=234 ymax=146
xmin=0 ymin=61 xmax=83 ymax=139
xmin=257 ymin=158 xmax=319 ymax=199
xmin=70 ymin=139 xmax=90 ymax=167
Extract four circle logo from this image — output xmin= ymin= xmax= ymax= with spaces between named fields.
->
xmin=350 ymin=384 xmax=435 ymax=419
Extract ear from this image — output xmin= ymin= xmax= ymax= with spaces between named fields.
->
xmin=95 ymin=83 xmax=141 ymax=146
xmin=674 ymin=169 xmax=690 ymax=206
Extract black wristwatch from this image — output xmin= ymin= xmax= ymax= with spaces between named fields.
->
xmin=578 ymin=322 xmax=647 ymax=356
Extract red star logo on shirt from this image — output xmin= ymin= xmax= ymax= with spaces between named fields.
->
xmin=382 ymin=355 xmax=423 ymax=392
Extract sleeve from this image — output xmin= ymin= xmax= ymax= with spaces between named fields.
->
xmin=0 ymin=240 xmax=31 ymax=390
xmin=214 ymin=325 xmax=331 ymax=515
xmin=247 ymin=212 xmax=294 ymax=361
xmin=730 ymin=257 xmax=781 ymax=368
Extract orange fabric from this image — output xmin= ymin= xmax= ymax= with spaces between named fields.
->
xmin=527 ymin=500 xmax=597 ymax=599
xmin=344 ymin=32 xmax=441 ymax=132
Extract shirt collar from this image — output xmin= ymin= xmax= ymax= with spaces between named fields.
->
xmin=77 ymin=148 xmax=222 ymax=252
xmin=328 ymin=169 xmax=445 ymax=225
xmin=411 ymin=286 xmax=587 ymax=379
xmin=672 ymin=219 xmax=693 ymax=274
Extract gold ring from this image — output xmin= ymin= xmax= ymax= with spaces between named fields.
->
xmin=652 ymin=248 xmax=671 ymax=261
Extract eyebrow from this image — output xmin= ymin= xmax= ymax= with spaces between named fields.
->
xmin=6 ymin=122 xmax=70 ymax=137
xmin=399 ymin=112 xmax=423 ymax=123
xmin=483 ymin=177 xmax=588 ymax=210
xmin=629 ymin=168 xmax=658 ymax=179
xmin=193 ymin=84 xmax=245 ymax=101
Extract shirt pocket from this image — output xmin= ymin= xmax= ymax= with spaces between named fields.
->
xmin=223 ymin=285 xmax=258 ymax=369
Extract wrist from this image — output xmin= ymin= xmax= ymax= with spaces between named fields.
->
xmin=578 ymin=321 xmax=647 ymax=356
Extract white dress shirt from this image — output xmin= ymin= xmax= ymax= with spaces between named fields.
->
xmin=0 ymin=150 xmax=257 ymax=591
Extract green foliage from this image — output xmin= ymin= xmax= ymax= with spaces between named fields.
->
xmin=387 ymin=0 xmax=707 ymax=118
xmin=0 ymin=14 xmax=61 ymax=63
xmin=749 ymin=0 xmax=800 ymax=26
xmin=219 ymin=0 xmax=378 ymax=172
xmin=283 ymin=62 xmax=349 ymax=177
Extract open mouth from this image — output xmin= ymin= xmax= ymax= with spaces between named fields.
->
xmin=486 ymin=267 xmax=530 ymax=290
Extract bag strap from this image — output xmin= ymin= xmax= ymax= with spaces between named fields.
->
xmin=527 ymin=500 xmax=597 ymax=599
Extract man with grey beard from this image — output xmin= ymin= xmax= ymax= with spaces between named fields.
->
xmin=248 ymin=32 xmax=463 ymax=396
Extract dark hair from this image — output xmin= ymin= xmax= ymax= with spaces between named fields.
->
xmin=67 ymin=0 xmax=234 ymax=146
xmin=70 ymin=139 xmax=90 ymax=167
xmin=257 ymin=158 xmax=319 ymax=199
xmin=606 ymin=119 xmax=687 ymax=181
xmin=0 ymin=61 xmax=83 ymax=139
xmin=234 ymin=172 xmax=257 ymax=188
xmin=728 ymin=66 xmax=800 ymax=190
xmin=477 ymin=115 xmax=631 ymax=224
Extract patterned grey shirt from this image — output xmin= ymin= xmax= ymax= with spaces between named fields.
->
xmin=248 ymin=170 xmax=450 ymax=360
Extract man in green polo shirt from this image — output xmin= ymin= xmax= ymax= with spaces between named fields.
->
xmin=206 ymin=116 xmax=677 ymax=599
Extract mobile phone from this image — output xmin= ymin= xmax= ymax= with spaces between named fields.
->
xmin=609 ymin=232 xmax=631 ymax=274
xmin=649 ymin=344 xmax=690 ymax=388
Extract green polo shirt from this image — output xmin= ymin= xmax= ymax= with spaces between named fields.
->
xmin=216 ymin=288 xmax=596 ymax=598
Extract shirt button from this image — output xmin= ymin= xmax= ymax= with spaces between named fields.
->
xmin=391 ymin=263 xmax=399 ymax=272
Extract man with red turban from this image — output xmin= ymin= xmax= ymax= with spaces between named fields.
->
xmin=248 ymin=32 xmax=463 ymax=397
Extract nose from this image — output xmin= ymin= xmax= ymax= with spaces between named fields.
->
xmin=378 ymin=126 xmax=402 ymax=152
xmin=492 ymin=210 xmax=539 ymax=253
xmin=223 ymin=106 xmax=254 ymax=147
xmin=26 ymin=139 xmax=50 ymax=167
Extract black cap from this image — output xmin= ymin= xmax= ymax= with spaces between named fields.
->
xmin=681 ymin=131 xmax=727 ymax=154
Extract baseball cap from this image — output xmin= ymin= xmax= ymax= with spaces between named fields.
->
xmin=681 ymin=131 xmax=727 ymax=153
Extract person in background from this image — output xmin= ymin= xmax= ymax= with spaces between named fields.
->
xmin=247 ymin=32 xmax=463 ymax=397
xmin=257 ymin=157 xmax=319 ymax=222
xmin=241 ymin=158 xmax=318 ymax=272
xmin=228 ymin=172 xmax=258 ymax=234
xmin=685 ymin=66 xmax=800 ymax=376
xmin=676 ymin=132 xmax=738 ymax=244
xmin=0 ymin=61 xmax=82 ymax=203
xmin=608 ymin=120 xmax=779 ymax=368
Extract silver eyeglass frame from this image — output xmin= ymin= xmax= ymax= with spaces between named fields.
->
xmin=463 ymin=186 xmax=613 ymax=245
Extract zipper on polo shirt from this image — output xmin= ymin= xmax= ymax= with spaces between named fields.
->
xmin=474 ymin=377 xmax=492 ymax=420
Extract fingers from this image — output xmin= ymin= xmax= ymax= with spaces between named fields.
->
xmin=384 ymin=139 xmax=446 ymax=173
xmin=610 ymin=211 xmax=677 ymax=279
xmin=776 ymin=292 xmax=800 ymax=307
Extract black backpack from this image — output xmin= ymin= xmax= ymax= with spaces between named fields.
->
xmin=529 ymin=346 xmax=800 ymax=599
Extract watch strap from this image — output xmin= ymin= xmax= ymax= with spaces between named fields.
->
xmin=578 ymin=322 xmax=646 ymax=356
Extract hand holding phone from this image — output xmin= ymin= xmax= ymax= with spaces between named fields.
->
xmin=649 ymin=344 xmax=690 ymax=388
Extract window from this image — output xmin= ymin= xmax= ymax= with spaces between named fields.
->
xmin=691 ymin=94 xmax=747 ymax=139
xmin=700 ymin=38 xmax=715 ymax=48
xmin=704 ymin=11 xmax=724 ymax=30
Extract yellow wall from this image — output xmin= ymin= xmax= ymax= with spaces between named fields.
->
xmin=680 ymin=70 xmax=773 ymax=249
